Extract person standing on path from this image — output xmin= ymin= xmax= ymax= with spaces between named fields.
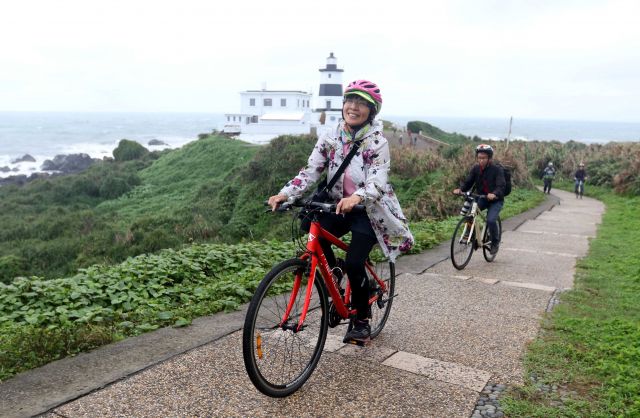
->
xmin=541 ymin=161 xmax=556 ymax=194
xmin=574 ymin=162 xmax=587 ymax=198
xmin=453 ymin=144 xmax=506 ymax=255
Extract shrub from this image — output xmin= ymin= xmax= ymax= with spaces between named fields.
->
xmin=113 ymin=139 xmax=149 ymax=161
xmin=99 ymin=176 xmax=131 ymax=199
xmin=0 ymin=255 xmax=27 ymax=284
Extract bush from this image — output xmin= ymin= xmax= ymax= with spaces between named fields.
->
xmin=99 ymin=176 xmax=131 ymax=199
xmin=113 ymin=139 xmax=149 ymax=161
xmin=0 ymin=255 xmax=27 ymax=284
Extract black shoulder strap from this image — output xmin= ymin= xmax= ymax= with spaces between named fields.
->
xmin=321 ymin=139 xmax=363 ymax=194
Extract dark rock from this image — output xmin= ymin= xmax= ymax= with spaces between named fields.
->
xmin=0 ymin=166 xmax=10 ymax=172
xmin=11 ymin=154 xmax=36 ymax=163
xmin=148 ymin=139 xmax=168 ymax=146
xmin=28 ymin=172 xmax=51 ymax=182
xmin=41 ymin=153 xmax=97 ymax=173
xmin=0 ymin=172 xmax=55 ymax=188
xmin=0 ymin=175 xmax=28 ymax=187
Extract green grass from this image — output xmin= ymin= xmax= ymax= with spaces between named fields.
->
xmin=502 ymin=188 xmax=640 ymax=417
xmin=98 ymin=135 xmax=259 ymax=223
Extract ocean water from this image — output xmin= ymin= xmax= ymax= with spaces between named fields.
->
xmin=385 ymin=115 xmax=640 ymax=144
xmin=0 ymin=112 xmax=225 ymax=178
xmin=1 ymin=111 xmax=638 ymax=178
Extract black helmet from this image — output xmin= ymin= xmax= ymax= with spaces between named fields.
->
xmin=475 ymin=144 xmax=494 ymax=158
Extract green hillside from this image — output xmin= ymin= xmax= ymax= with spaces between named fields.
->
xmin=407 ymin=120 xmax=481 ymax=144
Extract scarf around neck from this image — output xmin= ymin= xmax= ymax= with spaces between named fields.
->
xmin=340 ymin=120 xmax=371 ymax=144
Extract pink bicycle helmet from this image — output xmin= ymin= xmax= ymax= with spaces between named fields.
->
xmin=344 ymin=80 xmax=382 ymax=114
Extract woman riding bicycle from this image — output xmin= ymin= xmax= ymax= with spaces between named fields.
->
xmin=268 ymin=80 xmax=413 ymax=343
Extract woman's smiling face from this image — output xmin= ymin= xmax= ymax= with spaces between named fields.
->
xmin=343 ymin=95 xmax=371 ymax=127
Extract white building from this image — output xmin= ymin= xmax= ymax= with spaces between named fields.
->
xmin=222 ymin=53 xmax=345 ymax=143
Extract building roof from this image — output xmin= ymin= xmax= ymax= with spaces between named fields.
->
xmin=243 ymin=90 xmax=310 ymax=94
xmin=260 ymin=112 xmax=305 ymax=121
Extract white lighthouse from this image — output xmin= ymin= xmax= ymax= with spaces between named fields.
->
xmin=314 ymin=53 xmax=345 ymax=130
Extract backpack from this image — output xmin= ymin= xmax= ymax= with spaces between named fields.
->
xmin=495 ymin=163 xmax=512 ymax=196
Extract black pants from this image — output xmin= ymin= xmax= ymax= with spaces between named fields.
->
xmin=318 ymin=212 xmax=377 ymax=320
xmin=543 ymin=178 xmax=553 ymax=193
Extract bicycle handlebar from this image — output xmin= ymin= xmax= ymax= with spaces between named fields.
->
xmin=265 ymin=199 xmax=366 ymax=214
xmin=454 ymin=191 xmax=487 ymax=200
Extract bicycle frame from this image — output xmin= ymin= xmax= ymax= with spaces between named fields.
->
xmin=460 ymin=199 xmax=489 ymax=249
xmin=283 ymin=217 xmax=387 ymax=332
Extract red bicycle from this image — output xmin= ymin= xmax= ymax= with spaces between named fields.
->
xmin=242 ymin=200 xmax=396 ymax=397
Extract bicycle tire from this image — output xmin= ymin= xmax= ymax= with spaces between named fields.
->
xmin=451 ymin=217 xmax=475 ymax=270
xmin=482 ymin=217 xmax=502 ymax=262
xmin=242 ymin=258 xmax=329 ymax=397
xmin=367 ymin=260 xmax=395 ymax=338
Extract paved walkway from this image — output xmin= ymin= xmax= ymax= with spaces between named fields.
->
xmin=1 ymin=189 xmax=604 ymax=418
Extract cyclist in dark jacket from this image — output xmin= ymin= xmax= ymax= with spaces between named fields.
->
xmin=453 ymin=144 xmax=505 ymax=254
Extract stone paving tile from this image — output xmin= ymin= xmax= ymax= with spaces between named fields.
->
xmin=383 ymin=351 xmax=492 ymax=392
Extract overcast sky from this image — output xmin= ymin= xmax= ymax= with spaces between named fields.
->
xmin=1 ymin=0 xmax=639 ymax=122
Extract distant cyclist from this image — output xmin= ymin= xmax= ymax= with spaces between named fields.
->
xmin=268 ymin=80 xmax=414 ymax=343
xmin=541 ymin=161 xmax=556 ymax=194
xmin=574 ymin=162 xmax=587 ymax=198
xmin=453 ymin=144 xmax=506 ymax=255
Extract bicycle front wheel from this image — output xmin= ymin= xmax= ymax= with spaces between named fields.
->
xmin=482 ymin=217 xmax=502 ymax=262
xmin=367 ymin=260 xmax=395 ymax=338
xmin=242 ymin=258 xmax=329 ymax=397
xmin=451 ymin=217 xmax=474 ymax=270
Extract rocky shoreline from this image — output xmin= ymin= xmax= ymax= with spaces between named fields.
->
xmin=0 ymin=153 xmax=101 ymax=186
xmin=0 ymin=139 xmax=169 ymax=187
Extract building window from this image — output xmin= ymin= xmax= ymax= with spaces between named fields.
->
xmin=326 ymin=100 xmax=331 ymax=109
xmin=250 ymin=98 xmax=255 ymax=106
xmin=264 ymin=98 xmax=272 ymax=106
xmin=330 ymin=116 xmax=336 ymax=121
xmin=281 ymin=98 xmax=286 ymax=106
xmin=227 ymin=116 xmax=230 ymax=121
xmin=328 ymin=74 xmax=332 ymax=79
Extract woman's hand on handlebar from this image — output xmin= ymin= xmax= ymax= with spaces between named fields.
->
xmin=336 ymin=194 xmax=362 ymax=214
xmin=267 ymin=194 xmax=288 ymax=211
xmin=452 ymin=188 xmax=462 ymax=195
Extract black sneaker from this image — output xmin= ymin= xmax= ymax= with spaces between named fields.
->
xmin=343 ymin=319 xmax=370 ymax=343
xmin=490 ymin=242 xmax=500 ymax=255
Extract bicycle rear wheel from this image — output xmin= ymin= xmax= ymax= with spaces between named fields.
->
xmin=451 ymin=217 xmax=474 ymax=270
xmin=367 ymin=260 xmax=395 ymax=338
xmin=242 ymin=258 xmax=329 ymax=397
xmin=482 ymin=217 xmax=502 ymax=262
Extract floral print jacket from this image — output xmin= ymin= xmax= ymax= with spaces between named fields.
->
xmin=279 ymin=120 xmax=414 ymax=261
